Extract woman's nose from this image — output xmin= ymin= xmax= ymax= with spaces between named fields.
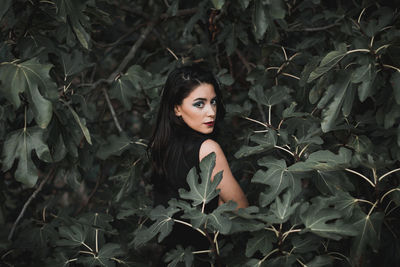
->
xmin=206 ymin=104 xmax=216 ymax=117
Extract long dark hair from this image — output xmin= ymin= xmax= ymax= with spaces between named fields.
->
xmin=149 ymin=65 xmax=225 ymax=177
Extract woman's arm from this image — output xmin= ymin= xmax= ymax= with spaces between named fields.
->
xmin=199 ymin=139 xmax=249 ymax=209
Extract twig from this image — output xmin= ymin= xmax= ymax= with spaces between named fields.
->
xmin=108 ymin=21 xmax=157 ymax=81
xmin=8 ymin=168 xmax=55 ymax=241
xmin=345 ymin=168 xmax=375 ymax=187
xmin=102 ymin=87 xmax=123 ymax=133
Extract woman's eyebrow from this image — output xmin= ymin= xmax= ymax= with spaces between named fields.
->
xmin=193 ymin=96 xmax=217 ymax=101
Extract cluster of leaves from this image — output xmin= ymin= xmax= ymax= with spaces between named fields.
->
xmin=1 ymin=0 xmax=400 ymax=266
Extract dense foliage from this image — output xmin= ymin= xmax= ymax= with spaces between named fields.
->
xmin=1 ymin=0 xmax=400 ymax=266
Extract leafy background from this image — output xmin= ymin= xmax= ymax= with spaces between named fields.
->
xmin=1 ymin=0 xmax=400 ymax=266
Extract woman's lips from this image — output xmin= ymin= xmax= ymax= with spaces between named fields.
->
xmin=204 ymin=121 xmax=215 ymax=127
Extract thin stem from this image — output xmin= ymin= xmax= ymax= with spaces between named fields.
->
xmin=367 ymin=200 xmax=378 ymax=217
xmin=81 ymin=242 xmax=94 ymax=252
xmin=298 ymin=144 xmax=310 ymax=158
xmin=274 ymin=145 xmax=295 ymax=157
xmin=258 ymin=248 xmax=279 ymax=265
xmin=372 ymin=168 xmax=377 ymax=185
xmin=376 ymin=44 xmax=390 ymax=53
xmin=282 ymin=72 xmax=300 ymax=80
xmin=79 ymin=250 xmax=95 ymax=255
xmin=166 ymin=47 xmax=179 ymax=60
xmin=242 ymin=116 xmax=269 ymax=128
xmin=268 ymin=105 xmax=272 ymax=125
xmin=282 ymin=228 xmax=302 ymax=242
xmin=346 ymin=49 xmax=371 ymax=54
xmin=281 ymin=46 xmax=288 ymax=61
xmin=102 ymin=87 xmax=123 ymax=133
xmin=8 ymin=168 xmax=55 ymax=241
xmin=345 ymin=168 xmax=375 ymax=187
xmin=173 ymin=219 xmax=207 ymax=237
xmin=265 ymin=226 xmax=279 ymax=237
xmin=214 ymin=231 xmax=220 ymax=255
xmin=95 ymin=229 xmax=99 ymax=253
xmin=382 ymin=64 xmax=400 ymax=72
xmin=192 ymin=250 xmax=212 ymax=255
xmin=358 ymin=8 xmax=366 ymax=24
xmin=378 ymin=168 xmax=400 ymax=182
xmin=355 ymin=198 xmax=375 ymax=206
xmin=380 ymin=188 xmax=400 ymax=203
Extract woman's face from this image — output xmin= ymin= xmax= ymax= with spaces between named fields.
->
xmin=174 ymin=83 xmax=217 ymax=134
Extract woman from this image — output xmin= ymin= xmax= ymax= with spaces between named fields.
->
xmin=149 ymin=65 xmax=248 ymax=261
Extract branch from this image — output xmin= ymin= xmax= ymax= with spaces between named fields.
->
xmin=8 ymin=168 xmax=55 ymax=240
xmin=102 ymin=87 xmax=123 ymax=133
xmin=108 ymin=21 xmax=157 ymax=82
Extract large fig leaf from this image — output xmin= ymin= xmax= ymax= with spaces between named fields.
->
xmin=245 ymin=231 xmax=274 ymax=257
xmin=267 ymin=191 xmax=300 ymax=224
xmin=179 ymin=153 xmax=222 ymax=208
xmin=252 ymin=0 xmax=268 ymax=40
xmin=0 ymin=58 xmax=56 ymax=128
xmin=301 ymin=205 xmax=357 ymax=240
xmin=350 ymin=209 xmax=384 ymax=261
xmin=235 ymin=130 xmax=277 ymax=158
xmin=320 ymin=72 xmax=352 ymax=132
xmin=2 ymin=126 xmax=51 ymax=187
xmin=288 ymin=147 xmax=351 ymax=172
xmin=252 ymin=157 xmax=301 ymax=207
xmin=133 ymin=205 xmax=180 ymax=247
xmin=55 ymin=0 xmax=90 ymax=49
xmin=164 ymin=245 xmax=194 ymax=267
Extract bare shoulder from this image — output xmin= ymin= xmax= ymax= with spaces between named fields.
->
xmin=199 ymin=139 xmax=225 ymax=161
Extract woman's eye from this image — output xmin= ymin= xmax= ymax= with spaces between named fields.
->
xmin=193 ymin=102 xmax=204 ymax=108
xmin=211 ymin=99 xmax=217 ymax=105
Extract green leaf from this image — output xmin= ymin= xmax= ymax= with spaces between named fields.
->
xmin=267 ymin=0 xmax=285 ymax=19
xmin=164 ymin=245 xmax=194 ymax=267
xmin=2 ymin=126 xmax=51 ymax=187
xmin=351 ymin=209 xmax=384 ymax=260
xmin=288 ymin=147 xmax=351 ymax=172
xmin=0 ymin=0 xmax=12 ymax=21
xmin=96 ymin=133 xmax=133 ymax=160
xmin=252 ymin=0 xmax=268 ymax=40
xmin=245 ymin=231 xmax=274 ymax=257
xmin=63 ymin=101 xmax=92 ymax=145
xmin=314 ymin=170 xmax=355 ymax=195
xmin=211 ymin=0 xmax=225 ymax=10
xmin=301 ymin=206 xmax=358 ymax=240
xmin=267 ymin=191 xmax=300 ymax=223
xmin=110 ymin=76 xmax=137 ymax=110
xmin=179 ymin=152 xmax=222 ymax=208
xmin=59 ymin=50 xmax=90 ymax=78
xmin=252 ymin=157 xmax=301 ymax=206
xmin=0 ymin=58 xmax=55 ymax=128
xmin=291 ymin=234 xmax=322 ymax=253
xmin=320 ymin=72 xmax=352 ymax=132
xmin=56 ymin=224 xmax=88 ymax=247
xmin=249 ymin=85 xmax=290 ymax=107
xmin=235 ymin=131 xmax=277 ymax=158
xmin=55 ymin=0 xmax=90 ymax=49
xmin=308 ymin=50 xmax=347 ymax=83
xmin=133 ymin=205 xmax=180 ymax=247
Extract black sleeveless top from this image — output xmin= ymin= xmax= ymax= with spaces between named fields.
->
xmin=152 ymin=125 xmax=219 ymax=251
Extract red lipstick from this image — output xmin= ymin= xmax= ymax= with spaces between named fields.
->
xmin=204 ymin=121 xmax=215 ymax=127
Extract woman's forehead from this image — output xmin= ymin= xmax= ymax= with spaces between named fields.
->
xmin=185 ymin=83 xmax=216 ymax=100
